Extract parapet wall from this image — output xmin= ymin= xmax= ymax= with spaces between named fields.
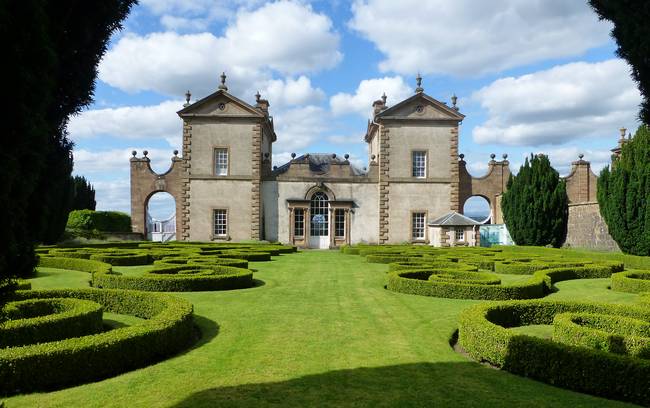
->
xmin=565 ymin=202 xmax=619 ymax=251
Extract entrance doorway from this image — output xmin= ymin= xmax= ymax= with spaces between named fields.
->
xmin=309 ymin=192 xmax=329 ymax=248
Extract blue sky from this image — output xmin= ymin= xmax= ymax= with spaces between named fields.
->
xmin=68 ymin=0 xmax=642 ymax=218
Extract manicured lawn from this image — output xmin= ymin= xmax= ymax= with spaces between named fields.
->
xmin=7 ymin=250 xmax=638 ymax=407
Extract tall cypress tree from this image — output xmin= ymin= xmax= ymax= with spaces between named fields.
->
xmin=598 ymin=125 xmax=650 ymax=255
xmin=1 ymin=0 xmax=135 ymax=293
xmin=589 ymin=1 xmax=650 ymax=124
xmin=501 ymin=154 xmax=569 ymax=247
xmin=71 ymin=176 xmax=97 ymax=211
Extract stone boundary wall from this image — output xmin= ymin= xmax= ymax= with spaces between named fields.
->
xmin=565 ymin=202 xmax=619 ymax=251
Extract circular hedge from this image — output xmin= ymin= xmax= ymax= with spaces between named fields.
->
xmin=458 ymin=300 xmax=650 ymax=406
xmin=0 ymin=298 xmax=103 ymax=348
xmin=0 ymin=288 xmax=194 ymax=394
xmin=611 ymin=270 xmax=650 ymax=293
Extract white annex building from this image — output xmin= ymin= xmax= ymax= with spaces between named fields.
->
xmin=130 ymin=73 xmax=616 ymax=250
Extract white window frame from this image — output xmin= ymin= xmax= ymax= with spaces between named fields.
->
xmin=334 ymin=209 xmax=345 ymax=238
xmin=455 ymin=228 xmax=465 ymax=242
xmin=412 ymin=151 xmax=426 ymax=178
xmin=214 ymin=148 xmax=229 ymax=176
xmin=213 ymin=209 xmax=228 ymax=238
xmin=411 ymin=212 xmax=426 ymax=241
xmin=294 ymin=208 xmax=305 ymax=238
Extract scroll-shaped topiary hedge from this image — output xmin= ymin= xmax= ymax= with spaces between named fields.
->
xmin=93 ymin=264 xmax=254 ymax=292
xmin=0 ymin=288 xmax=194 ymax=394
xmin=0 ymin=298 xmax=103 ymax=347
xmin=611 ymin=270 xmax=650 ymax=293
xmin=458 ymin=300 xmax=650 ymax=406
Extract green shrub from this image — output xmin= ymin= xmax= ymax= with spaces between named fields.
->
xmin=458 ymin=300 xmax=650 ymax=406
xmin=0 ymin=288 xmax=193 ymax=394
xmin=89 ymin=252 xmax=150 ymax=266
xmin=611 ymin=270 xmax=650 ymax=293
xmin=553 ymin=312 xmax=650 ymax=358
xmin=66 ymin=210 xmax=131 ymax=232
xmin=93 ymin=264 xmax=254 ymax=292
xmin=0 ymin=298 xmax=103 ymax=347
xmin=38 ymin=256 xmax=112 ymax=275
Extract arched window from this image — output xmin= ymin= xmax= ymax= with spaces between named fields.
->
xmin=310 ymin=192 xmax=329 ymax=236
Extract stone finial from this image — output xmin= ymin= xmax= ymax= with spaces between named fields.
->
xmin=459 ymin=153 xmax=465 ymax=160
xmin=619 ymin=127 xmax=627 ymax=140
xmin=184 ymin=90 xmax=191 ymax=107
xmin=451 ymin=94 xmax=458 ymax=111
xmin=291 ymin=152 xmax=296 ymax=159
xmin=255 ymin=91 xmax=261 ymax=103
xmin=371 ymin=154 xmax=376 ymax=161
xmin=502 ymin=153 xmax=508 ymax=160
xmin=415 ymin=73 xmax=424 ymax=93
xmin=628 ymin=132 xmax=632 ymax=140
xmin=273 ymin=165 xmax=278 ymax=170
xmin=264 ymin=152 xmax=269 ymax=158
xmin=490 ymin=153 xmax=496 ymax=160
xmin=218 ymin=72 xmax=228 ymax=91
xmin=344 ymin=153 xmax=350 ymax=160
xmin=143 ymin=150 xmax=149 ymax=157
xmin=332 ymin=153 xmax=337 ymax=159
xmin=578 ymin=153 xmax=584 ymax=160
xmin=381 ymin=92 xmax=387 ymax=104
xmin=173 ymin=149 xmax=179 ymax=156
xmin=131 ymin=150 xmax=137 ymax=157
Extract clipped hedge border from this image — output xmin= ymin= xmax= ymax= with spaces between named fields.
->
xmin=458 ymin=300 xmax=650 ymax=406
xmin=553 ymin=312 xmax=650 ymax=359
xmin=611 ymin=270 xmax=650 ymax=294
xmin=388 ymin=261 xmax=477 ymax=273
xmin=89 ymin=253 xmax=151 ymax=266
xmin=387 ymin=265 xmax=616 ymax=300
xmin=0 ymin=288 xmax=194 ymax=394
xmin=219 ymin=250 xmax=271 ymax=262
xmin=93 ymin=264 xmax=254 ymax=292
xmin=38 ymin=256 xmax=112 ymax=275
xmin=0 ymin=298 xmax=103 ymax=348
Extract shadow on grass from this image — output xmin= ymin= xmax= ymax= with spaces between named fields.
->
xmin=190 ymin=314 xmax=220 ymax=348
xmin=171 ymin=362 xmax=625 ymax=408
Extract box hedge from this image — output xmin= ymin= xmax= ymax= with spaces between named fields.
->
xmin=458 ymin=300 xmax=650 ymax=406
xmin=66 ymin=210 xmax=131 ymax=232
xmin=611 ymin=270 xmax=650 ymax=293
xmin=0 ymin=288 xmax=194 ymax=394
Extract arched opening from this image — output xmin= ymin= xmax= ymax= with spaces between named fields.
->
xmin=463 ymin=195 xmax=491 ymax=224
xmin=309 ymin=192 xmax=329 ymax=248
xmin=146 ymin=191 xmax=176 ymax=242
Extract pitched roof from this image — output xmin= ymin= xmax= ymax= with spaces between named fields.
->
xmin=273 ymin=153 xmax=367 ymax=176
xmin=177 ymin=89 xmax=264 ymax=117
xmin=375 ymin=92 xmax=465 ymax=121
xmin=428 ymin=212 xmax=480 ymax=227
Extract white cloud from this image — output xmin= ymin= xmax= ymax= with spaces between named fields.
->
xmin=541 ymin=147 xmax=612 ymax=176
xmin=349 ymin=0 xmax=611 ymax=76
xmin=472 ymin=59 xmax=642 ymax=146
xmin=330 ymin=76 xmax=412 ymax=118
xmin=327 ymin=134 xmax=364 ymax=145
xmin=273 ymin=105 xmax=328 ymax=152
xmin=68 ymin=100 xmax=184 ymax=147
xmin=261 ymin=76 xmax=325 ymax=110
xmin=73 ymin=148 xmax=178 ymax=176
xmin=92 ymin=179 xmax=131 ymax=213
xmin=100 ymin=1 xmax=341 ymax=97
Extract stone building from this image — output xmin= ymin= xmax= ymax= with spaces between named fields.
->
xmin=130 ymin=73 xmax=620 ymax=250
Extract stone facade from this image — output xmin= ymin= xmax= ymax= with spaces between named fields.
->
xmin=129 ymin=75 xmax=621 ymax=250
xmin=565 ymin=202 xmax=619 ymax=251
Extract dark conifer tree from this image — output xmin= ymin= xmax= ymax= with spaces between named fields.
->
xmin=598 ymin=125 xmax=650 ymax=255
xmin=501 ymin=154 xmax=569 ymax=248
xmin=589 ymin=0 xmax=650 ymax=124
xmin=1 ymin=0 xmax=135 ymax=294
xmin=71 ymin=176 xmax=97 ymax=211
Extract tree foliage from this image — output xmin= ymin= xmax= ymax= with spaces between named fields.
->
xmin=598 ymin=125 xmax=650 ymax=255
xmin=501 ymin=154 xmax=569 ymax=248
xmin=71 ymin=176 xmax=97 ymax=212
xmin=589 ymin=0 xmax=650 ymax=124
xmin=1 ymin=0 xmax=135 ymax=294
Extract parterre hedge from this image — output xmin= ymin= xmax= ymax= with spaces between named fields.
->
xmin=611 ymin=270 xmax=650 ymax=294
xmin=0 ymin=288 xmax=194 ymax=394
xmin=0 ymin=298 xmax=103 ymax=348
xmin=458 ymin=300 xmax=650 ymax=406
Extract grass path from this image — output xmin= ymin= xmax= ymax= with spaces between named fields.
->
xmin=7 ymin=250 xmax=638 ymax=407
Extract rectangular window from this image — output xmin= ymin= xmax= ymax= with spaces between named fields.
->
xmin=335 ymin=209 xmax=345 ymax=238
xmin=215 ymin=148 xmax=228 ymax=176
xmin=294 ymin=208 xmax=304 ymax=237
xmin=412 ymin=151 xmax=426 ymax=178
xmin=455 ymin=228 xmax=465 ymax=242
xmin=412 ymin=212 xmax=425 ymax=241
xmin=213 ymin=209 xmax=227 ymax=237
